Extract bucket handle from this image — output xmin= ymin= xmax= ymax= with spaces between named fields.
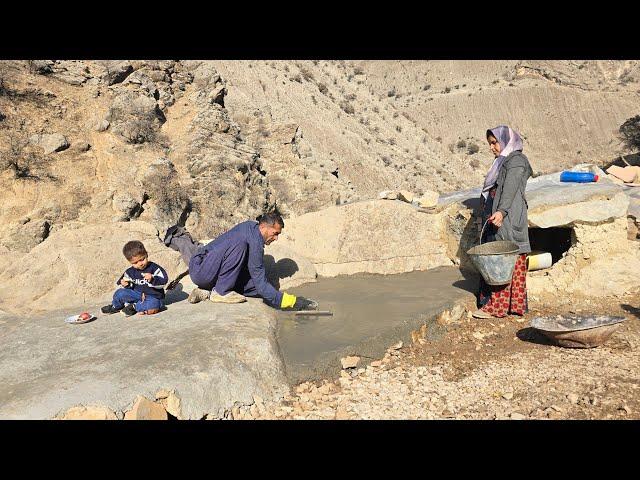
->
xmin=479 ymin=219 xmax=490 ymax=245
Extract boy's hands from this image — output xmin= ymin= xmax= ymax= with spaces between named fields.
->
xmin=120 ymin=278 xmax=130 ymax=287
xmin=143 ymin=272 xmax=153 ymax=282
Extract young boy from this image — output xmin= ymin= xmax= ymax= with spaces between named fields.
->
xmin=101 ymin=240 xmax=168 ymax=316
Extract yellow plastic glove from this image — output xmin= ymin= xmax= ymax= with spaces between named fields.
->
xmin=281 ymin=292 xmax=297 ymax=309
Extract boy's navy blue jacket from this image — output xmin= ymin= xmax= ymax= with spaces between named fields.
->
xmin=116 ymin=262 xmax=168 ymax=299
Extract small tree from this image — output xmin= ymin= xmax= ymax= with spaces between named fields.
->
xmin=116 ymin=103 xmax=159 ymax=144
xmin=1 ymin=120 xmax=37 ymax=178
xmin=0 ymin=61 xmax=9 ymax=95
xmin=620 ymin=114 xmax=640 ymax=151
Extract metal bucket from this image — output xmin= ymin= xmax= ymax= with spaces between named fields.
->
xmin=466 ymin=220 xmax=519 ymax=285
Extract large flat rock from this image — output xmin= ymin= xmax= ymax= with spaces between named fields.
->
xmin=622 ymin=184 xmax=640 ymax=220
xmin=0 ymin=295 xmax=289 ymax=419
xmin=438 ymin=173 xmax=629 ymax=228
xmin=525 ymin=174 xmax=628 ymax=227
xmin=279 ymin=199 xmax=453 ymax=277
xmin=0 ymin=221 xmax=185 ymax=316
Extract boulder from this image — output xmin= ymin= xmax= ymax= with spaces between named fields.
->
xmin=101 ymin=61 xmax=134 ymax=85
xmin=57 ymin=405 xmax=118 ymax=420
xmin=277 ymin=199 xmax=452 ymax=277
xmin=264 ymin=243 xmax=317 ymax=290
xmin=94 ymin=119 xmax=110 ymax=132
xmin=398 ymin=190 xmax=414 ymax=203
xmin=50 ymin=61 xmax=91 ymax=86
xmin=526 ymin=176 xmax=629 ymax=228
xmin=30 ymin=60 xmax=55 ymax=74
xmin=0 ymin=219 xmax=50 ymax=253
xmin=124 ymin=396 xmax=167 ymax=420
xmin=340 ymin=356 xmax=360 ymax=369
xmin=0 ymin=221 xmax=184 ymax=315
xmin=415 ymin=190 xmax=440 ymax=208
xmin=29 ymin=133 xmax=69 ymax=154
xmin=72 ymin=141 xmax=91 ymax=153
xmin=155 ymin=389 xmax=182 ymax=419
xmin=606 ymin=165 xmax=639 ymax=184
xmin=0 ymin=297 xmax=289 ymax=420
xmin=378 ymin=190 xmax=399 ymax=200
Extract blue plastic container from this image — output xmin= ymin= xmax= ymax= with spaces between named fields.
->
xmin=560 ymin=171 xmax=599 ymax=183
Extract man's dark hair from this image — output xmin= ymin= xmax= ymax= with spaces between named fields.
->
xmin=123 ymin=240 xmax=148 ymax=260
xmin=256 ymin=211 xmax=284 ymax=228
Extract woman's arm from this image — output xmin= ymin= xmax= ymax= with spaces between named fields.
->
xmin=495 ymin=165 xmax=526 ymax=217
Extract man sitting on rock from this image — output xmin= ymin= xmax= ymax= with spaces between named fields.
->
xmin=183 ymin=212 xmax=317 ymax=311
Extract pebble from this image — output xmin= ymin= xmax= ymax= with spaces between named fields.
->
xmin=502 ymin=392 xmax=514 ymax=400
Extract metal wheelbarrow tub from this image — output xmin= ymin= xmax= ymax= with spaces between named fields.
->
xmin=530 ymin=315 xmax=626 ymax=348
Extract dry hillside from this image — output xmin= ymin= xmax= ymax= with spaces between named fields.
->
xmin=1 ymin=59 xmax=639 ymax=267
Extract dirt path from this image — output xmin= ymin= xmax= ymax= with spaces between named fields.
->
xmin=232 ymin=291 xmax=640 ymax=420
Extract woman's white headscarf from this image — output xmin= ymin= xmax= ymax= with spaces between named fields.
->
xmin=482 ymin=125 xmax=523 ymax=200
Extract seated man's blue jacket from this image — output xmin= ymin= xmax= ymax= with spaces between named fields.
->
xmin=197 ymin=221 xmax=282 ymax=307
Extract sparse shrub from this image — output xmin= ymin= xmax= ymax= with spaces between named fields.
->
xmin=387 ymin=88 xmax=396 ymax=97
xmin=619 ymin=70 xmax=634 ymax=85
xmin=423 ymin=84 xmax=431 ymax=90
xmin=291 ymin=74 xmax=302 ymax=83
xmin=300 ymin=67 xmax=314 ymax=82
xmin=317 ymin=83 xmax=328 ymax=95
xmin=443 ymin=87 xmax=451 ymax=94
xmin=339 ymin=100 xmax=355 ymax=114
xmin=0 ymin=119 xmax=41 ymax=179
xmin=109 ymin=99 xmax=164 ymax=145
xmin=396 ymin=125 xmax=402 ymax=133
xmin=470 ymin=158 xmax=480 ymax=168
xmin=0 ymin=61 xmax=10 ymax=95
xmin=389 ymin=138 xmax=396 ymax=146
xmin=620 ymin=114 xmax=640 ymax=150
xmin=354 ymin=66 xmax=364 ymax=75
xmin=345 ymin=93 xmax=357 ymax=101
xmin=311 ymin=95 xmax=317 ymax=105
xmin=456 ymin=139 xmax=466 ymax=149
xmin=381 ymin=156 xmax=392 ymax=166
xmin=372 ymin=106 xmax=379 ymax=113
xmin=467 ymin=142 xmax=480 ymax=155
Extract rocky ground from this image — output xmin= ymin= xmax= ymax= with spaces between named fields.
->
xmin=235 ymin=291 xmax=640 ymax=420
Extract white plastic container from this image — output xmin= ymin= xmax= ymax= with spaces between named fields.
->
xmin=527 ymin=251 xmax=552 ymax=271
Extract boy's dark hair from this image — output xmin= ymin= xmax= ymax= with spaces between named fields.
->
xmin=256 ymin=210 xmax=284 ymax=228
xmin=123 ymin=240 xmax=148 ymax=260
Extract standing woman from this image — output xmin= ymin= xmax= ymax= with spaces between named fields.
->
xmin=472 ymin=126 xmax=533 ymax=319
